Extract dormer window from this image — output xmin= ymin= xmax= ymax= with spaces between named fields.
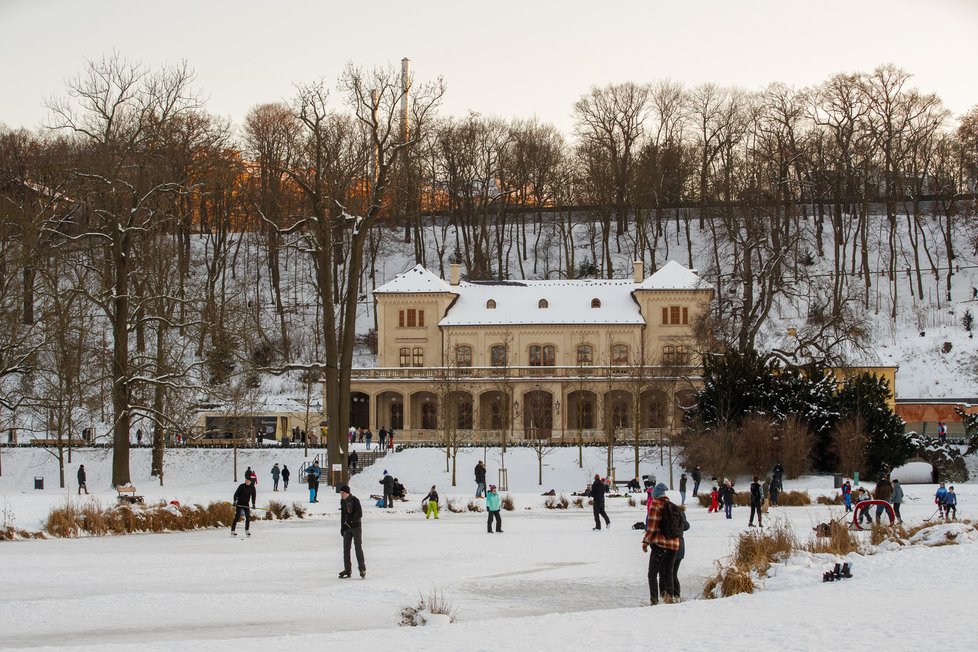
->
xmin=486 ymin=299 xmax=496 ymax=309
xmin=591 ymin=298 xmax=601 ymax=308
xmin=538 ymin=299 xmax=549 ymax=309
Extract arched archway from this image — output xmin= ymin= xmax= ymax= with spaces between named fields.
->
xmin=375 ymin=391 xmax=404 ymax=431
xmin=411 ymin=391 xmax=438 ymax=430
xmin=640 ymin=389 xmax=669 ymax=429
xmin=567 ymin=390 xmax=597 ymax=430
xmin=479 ymin=391 xmax=508 ymax=430
xmin=446 ymin=391 xmax=474 ymax=430
xmin=604 ymin=390 xmax=632 ymax=429
xmin=350 ymin=392 xmax=370 ymax=430
xmin=673 ymin=390 xmax=697 ymax=429
xmin=523 ymin=390 xmax=553 ymax=438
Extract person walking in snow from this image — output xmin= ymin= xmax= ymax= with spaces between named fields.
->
xmin=486 ymin=484 xmax=503 ymax=533
xmin=842 ymin=479 xmax=853 ymax=512
xmin=679 ymin=473 xmax=688 ymax=505
xmin=422 ymin=485 xmax=440 ymax=519
xmin=590 ymin=474 xmax=611 ymax=530
xmin=874 ymin=476 xmax=893 ymax=523
xmin=230 ymin=477 xmax=256 ymax=537
xmin=936 ymin=482 xmax=949 ymax=519
xmin=672 ymin=504 xmax=691 ymax=599
xmin=307 ymin=461 xmax=321 ymax=503
xmin=380 ymin=469 xmax=394 ymax=508
xmin=721 ymin=480 xmax=735 ymax=519
xmin=244 ymin=466 xmax=257 ymax=487
xmin=691 ymin=465 xmax=702 ymax=497
xmin=338 ymin=485 xmax=366 ymax=579
xmin=349 ymin=449 xmax=359 ymax=475
xmin=271 ymin=463 xmax=281 ymax=491
xmin=891 ymin=478 xmax=904 ymax=523
xmin=642 ymin=483 xmax=681 ymax=605
xmin=77 ymin=465 xmax=88 ymax=495
xmin=944 ymin=486 xmax=957 ymax=519
xmin=475 ymin=460 xmax=487 ymax=497
xmin=281 ymin=465 xmax=290 ymax=491
xmin=748 ymin=476 xmax=763 ymax=527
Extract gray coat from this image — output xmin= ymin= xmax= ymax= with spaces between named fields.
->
xmin=891 ymin=482 xmax=904 ymax=504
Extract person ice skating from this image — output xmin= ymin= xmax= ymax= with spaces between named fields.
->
xmin=721 ymin=480 xmax=735 ymax=519
xmin=771 ymin=462 xmax=784 ymax=505
xmin=486 ymin=484 xmax=503 ymax=533
xmin=936 ymin=482 xmax=949 ymax=518
xmin=643 ymin=483 xmax=681 ymax=605
xmin=842 ymin=479 xmax=852 ymax=512
xmin=77 ymin=465 xmax=88 ymax=495
xmin=475 ymin=460 xmax=487 ymax=497
xmin=891 ymin=478 xmax=904 ymax=523
xmin=672 ymin=505 xmax=691 ymax=599
xmin=874 ymin=475 xmax=893 ymax=523
xmin=423 ymin=485 xmax=440 ymax=519
xmin=338 ymin=485 xmax=366 ymax=579
xmin=708 ymin=485 xmax=720 ymax=513
xmin=380 ymin=470 xmax=394 ymax=508
xmin=945 ymin=486 xmax=957 ymax=519
xmin=281 ymin=465 xmax=290 ymax=491
xmin=349 ymin=449 xmax=359 ymax=475
xmin=691 ymin=465 xmax=702 ymax=497
xmin=679 ymin=473 xmax=688 ymax=505
xmin=231 ymin=477 xmax=256 ymax=536
xmin=591 ymin=474 xmax=610 ymax=530
xmin=856 ymin=487 xmax=873 ymax=525
xmin=244 ymin=466 xmax=257 ymax=487
xmin=748 ymin=476 xmax=763 ymax=527
xmin=271 ymin=463 xmax=281 ymax=491
xmin=307 ymin=461 xmax=321 ymax=503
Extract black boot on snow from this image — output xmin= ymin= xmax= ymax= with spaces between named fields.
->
xmin=338 ymin=570 xmax=352 ymax=579
xmin=841 ymin=563 xmax=852 ymax=578
xmin=822 ymin=571 xmax=834 ymax=582
xmin=833 ymin=563 xmax=842 ymax=580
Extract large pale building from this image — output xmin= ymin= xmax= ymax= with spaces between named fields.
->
xmin=347 ymin=260 xmax=714 ymax=443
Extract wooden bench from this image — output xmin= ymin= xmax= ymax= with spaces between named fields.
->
xmin=117 ymin=486 xmax=144 ymax=504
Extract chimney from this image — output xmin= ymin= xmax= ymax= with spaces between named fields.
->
xmin=633 ymin=260 xmax=644 ymax=283
xmin=450 ymin=263 xmax=460 ymax=286
xmin=401 ymin=57 xmax=411 ymax=142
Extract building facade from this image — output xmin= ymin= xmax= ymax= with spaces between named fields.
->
xmin=346 ymin=260 xmax=714 ymax=443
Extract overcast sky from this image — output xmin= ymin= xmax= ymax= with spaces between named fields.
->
xmin=2 ymin=0 xmax=976 ymax=136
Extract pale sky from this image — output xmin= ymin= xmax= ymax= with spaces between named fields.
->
xmin=2 ymin=0 xmax=977 ymax=136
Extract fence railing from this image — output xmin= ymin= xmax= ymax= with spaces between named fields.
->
xmin=349 ymin=365 xmax=700 ymax=381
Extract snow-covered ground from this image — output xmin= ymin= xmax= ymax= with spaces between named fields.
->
xmin=1 ymin=446 xmax=976 ymax=650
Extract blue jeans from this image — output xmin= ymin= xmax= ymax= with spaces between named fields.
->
xmin=724 ymin=502 xmax=732 ymax=519
xmin=692 ymin=480 xmax=700 ymax=496
xmin=680 ymin=491 xmax=687 ymax=505
xmin=476 ymin=482 xmax=486 ymax=497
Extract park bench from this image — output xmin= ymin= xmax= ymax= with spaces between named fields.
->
xmin=117 ymin=485 xmax=144 ymax=505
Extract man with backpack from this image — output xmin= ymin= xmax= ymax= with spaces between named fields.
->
xmin=642 ymin=483 xmax=682 ymax=605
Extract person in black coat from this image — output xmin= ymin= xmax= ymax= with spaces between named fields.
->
xmin=591 ymin=474 xmax=611 ymax=530
xmin=77 ymin=465 xmax=88 ymax=495
xmin=338 ymin=485 xmax=366 ymax=578
xmin=748 ymin=476 xmax=763 ymax=527
xmin=475 ymin=460 xmax=487 ymax=497
xmin=691 ymin=466 xmax=702 ymax=497
xmin=231 ymin=478 xmax=257 ymax=536
xmin=349 ymin=449 xmax=359 ymax=475
xmin=380 ymin=470 xmax=394 ymax=508
xmin=281 ymin=465 xmax=290 ymax=491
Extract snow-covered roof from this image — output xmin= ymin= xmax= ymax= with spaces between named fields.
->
xmin=373 ymin=264 xmax=455 ymax=294
xmin=439 ymin=279 xmax=644 ymax=326
xmin=638 ymin=260 xmax=712 ymax=291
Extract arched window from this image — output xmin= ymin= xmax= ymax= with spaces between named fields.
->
xmin=456 ymin=345 xmax=472 ymax=367
xmin=591 ymin=298 xmax=601 ymax=308
xmin=662 ymin=345 xmax=675 ymax=365
xmin=490 ymin=345 xmax=507 ymax=367
xmin=486 ymin=299 xmax=497 ymax=309
xmin=538 ymin=299 xmax=549 ymax=309
xmin=543 ymin=345 xmax=556 ymax=366
xmin=529 ymin=345 xmax=556 ymax=367
xmin=399 ymin=347 xmax=410 ymax=367
xmin=412 ymin=347 xmax=424 ymax=367
xmin=611 ymin=344 xmax=629 ymax=366
xmin=577 ymin=344 xmax=593 ymax=365
xmin=528 ymin=345 xmax=542 ymax=366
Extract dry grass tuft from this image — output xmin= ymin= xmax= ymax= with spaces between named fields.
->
xmin=267 ymin=501 xmax=292 ymax=520
xmin=544 ymin=494 xmax=569 ymax=509
xmin=45 ymin=502 xmax=81 ymax=537
xmin=572 ymin=497 xmax=584 ymax=509
xmin=731 ymin=520 xmax=798 ymax=575
xmin=501 ymin=495 xmax=514 ymax=511
xmin=446 ymin=499 xmax=465 ymax=514
xmin=868 ymin=522 xmax=893 ymax=545
xmin=400 ymin=590 xmax=458 ymax=626
xmin=628 ymin=496 xmax=637 ymax=507
xmin=466 ymin=500 xmax=484 ymax=513
xmin=292 ymin=503 xmax=306 ymax=519
xmin=44 ymin=500 xmax=236 ymax=537
xmin=702 ymin=564 xmax=756 ymax=599
xmin=816 ymin=494 xmax=845 ymax=506
xmin=806 ymin=520 xmax=859 ymax=555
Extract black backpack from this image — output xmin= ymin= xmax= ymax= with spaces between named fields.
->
xmin=658 ymin=500 xmax=685 ymax=539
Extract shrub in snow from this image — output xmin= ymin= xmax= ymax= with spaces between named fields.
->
xmin=466 ymin=500 xmax=483 ymax=512
xmin=501 ymin=494 xmax=514 ymax=511
xmin=400 ymin=591 xmax=457 ymax=626
xmin=544 ymin=495 xmax=569 ymax=509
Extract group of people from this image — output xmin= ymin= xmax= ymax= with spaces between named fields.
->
xmin=643 ymin=482 xmax=689 ymax=605
xmin=935 ymin=482 xmax=958 ymax=519
xmin=348 ymin=426 xmax=396 ymax=452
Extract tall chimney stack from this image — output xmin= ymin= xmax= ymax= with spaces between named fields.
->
xmin=401 ymin=57 xmax=411 ymax=143
xmin=450 ymin=263 xmax=460 ymax=286
xmin=633 ymin=260 xmax=644 ymax=283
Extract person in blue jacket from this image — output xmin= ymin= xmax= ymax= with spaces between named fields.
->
xmin=486 ymin=484 xmax=503 ymax=533
xmin=943 ymin=486 xmax=957 ymax=520
xmin=307 ymin=461 xmax=322 ymax=503
xmin=935 ymin=482 xmax=948 ymax=518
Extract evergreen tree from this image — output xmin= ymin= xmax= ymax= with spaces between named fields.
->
xmin=833 ymin=374 xmax=911 ymax=478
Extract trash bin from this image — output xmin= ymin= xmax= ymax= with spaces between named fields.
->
xmin=34 ymin=476 xmax=44 ymax=490
xmin=833 ymin=474 xmax=843 ymax=489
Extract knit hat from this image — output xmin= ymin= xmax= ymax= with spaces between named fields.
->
xmin=489 ymin=484 xmax=496 ymax=491
xmin=652 ymin=483 xmax=668 ymax=498
xmin=339 ymin=485 xmax=351 ymax=494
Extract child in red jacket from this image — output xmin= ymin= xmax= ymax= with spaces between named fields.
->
xmin=708 ymin=486 xmax=720 ymax=513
